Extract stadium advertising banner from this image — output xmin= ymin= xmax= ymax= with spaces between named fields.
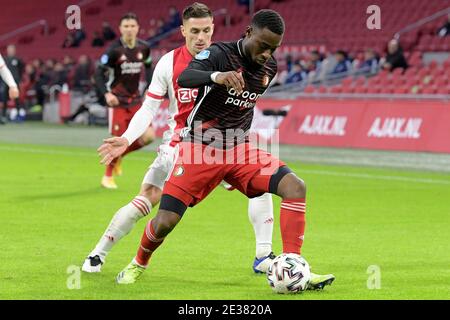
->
xmin=152 ymin=98 xmax=450 ymax=153
xmin=256 ymin=99 xmax=450 ymax=153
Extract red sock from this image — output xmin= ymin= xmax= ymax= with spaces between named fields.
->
xmin=104 ymin=160 xmax=116 ymax=177
xmin=135 ymin=219 xmax=165 ymax=266
xmin=104 ymin=140 xmax=144 ymax=177
xmin=280 ymin=198 xmax=306 ymax=255
xmin=122 ymin=139 xmax=145 ymax=157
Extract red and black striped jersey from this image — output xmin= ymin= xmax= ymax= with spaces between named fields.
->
xmin=179 ymin=40 xmax=277 ymax=148
xmin=95 ymin=38 xmax=151 ymax=107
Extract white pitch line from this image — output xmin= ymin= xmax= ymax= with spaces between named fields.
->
xmin=1 ymin=145 xmax=450 ymax=186
xmin=300 ymin=169 xmax=450 ymax=185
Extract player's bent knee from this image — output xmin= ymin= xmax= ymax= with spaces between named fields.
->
xmin=153 ymin=209 xmax=182 ymax=237
xmin=140 ymin=127 xmax=155 ymax=145
xmin=139 ymin=184 xmax=162 ymax=206
xmin=275 ymin=172 xmax=306 ymax=199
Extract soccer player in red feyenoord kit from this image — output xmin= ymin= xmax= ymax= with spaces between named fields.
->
xmin=115 ymin=9 xmax=335 ymax=289
xmin=83 ymin=3 xmax=276 ymax=275
xmin=94 ymin=13 xmax=155 ymax=189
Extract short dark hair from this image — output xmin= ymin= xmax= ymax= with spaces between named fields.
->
xmin=182 ymin=2 xmax=213 ymax=21
xmin=251 ymin=9 xmax=285 ymax=35
xmin=120 ymin=12 xmax=139 ymax=25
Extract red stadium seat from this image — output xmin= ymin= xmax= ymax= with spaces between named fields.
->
xmin=434 ymin=76 xmax=449 ymax=87
xmin=354 ymin=76 xmax=366 ymax=87
xmin=318 ymin=86 xmax=328 ymax=94
xmin=417 ymin=68 xmax=430 ymax=78
xmin=330 ymin=85 xmax=343 ymax=93
xmin=367 ymin=76 xmax=380 ymax=86
xmin=353 ymin=86 xmax=367 ymax=94
xmin=393 ymin=86 xmax=409 ymax=94
xmin=421 ymin=86 xmax=437 ymax=94
xmin=436 ymin=86 xmax=450 ymax=95
xmin=392 ymin=76 xmax=406 ymax=86
xmin=341 ymin=77 xmax=353 ymax=87
xmin=367 ymin=86 xmax=381 ymax=94
xmin=304 ymin=85 xmax=316 ymax=94
xmin=443 ymin=59 xmax=450 ymax=70
xmin=341 ymin=85 xmax=355 ymax=93
xmin=392 ymin=68 xmax=405 ymax=76
xmin=379 ymin=86 xmax=394 ymax=94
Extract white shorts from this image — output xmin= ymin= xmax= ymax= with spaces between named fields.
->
xmin=142 ymin=143 xmax=177 ymax=190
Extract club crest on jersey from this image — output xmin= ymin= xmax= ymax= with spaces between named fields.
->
xmin=100 ymin=54 xmax=109 ymax=65
xmin=137 ymin=52 xmax=143 ymax=60
xmin=173 ymin=166 xmax=184 ymax=177
xmin=262 ymin=75 xmax=270 ymax=87
xmin=195 ymin=50 xmax=210 ymax=60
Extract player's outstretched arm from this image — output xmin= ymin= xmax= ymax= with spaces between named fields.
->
xmin=119 ymin=50 xmax=170 ymax=146
xmin=177 ymin=45 xmax=244 ymax=93
xmin=120 ymin=95 xmax=163 ymax=146
xmin=178 ymin=69 xmax=245 ymax=94
xmin=0 ymin=54 xmax=19 ymax=98
xmin=97 ymin=137 xmax=129 ymax=165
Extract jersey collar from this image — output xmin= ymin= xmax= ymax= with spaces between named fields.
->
xmin=237 ymin=39 xmax=244 ymax=58
xmin=120 ymin=37 xmax=136 ymax=49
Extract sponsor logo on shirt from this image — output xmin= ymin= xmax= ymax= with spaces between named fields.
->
xmin=120 ymin=61 xmax=143 ymax=74
xmin=177 ymin=88 xmax=198 ymax=103
xmin=225 ymin=88 xmax=262 ymax=109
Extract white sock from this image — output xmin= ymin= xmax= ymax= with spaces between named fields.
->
xmin=90 ymin=196 xmax=152 ymax=261
xmin=248 ymin=193 xmax=274 ymax=259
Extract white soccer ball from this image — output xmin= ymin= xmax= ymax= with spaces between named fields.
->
xmin=267 ymin=253 xmax=311 ymax=294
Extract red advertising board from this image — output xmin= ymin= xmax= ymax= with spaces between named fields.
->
xmin=152 ymin=98 xmax=450 ymax=153
xmin=262 ymin=98 xmax=450 ymax=153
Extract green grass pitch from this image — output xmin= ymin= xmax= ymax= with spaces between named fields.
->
xmin=0 ymin=142 xmax=449 ymax=300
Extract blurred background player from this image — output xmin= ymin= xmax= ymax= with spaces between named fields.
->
xmin=0 ymin=45 xmax=23 ymax=124
xmin=83 ymin=2 xmax=275 ymax=275
xmin=114 ymin=9 xmax=334 ymax=288
xmin=94 ymin=12 xmax=155 ymax=189
xmin=0 ymin=52 xmax=20 ymax=124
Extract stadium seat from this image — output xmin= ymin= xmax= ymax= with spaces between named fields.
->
xmin=379 ymin=86 xmax=394 ymax=94
xmin=392 ymin=68 xmax=405 ymax=76
xmin=434 ymin=76 xmax=449 ymax=87
xmin=421 ymin=86 xmax=437 ymax=94
xmin=353 ymin=86 xmax=367 ymax=94
xmin=341 ymin=77 xmax=353 ymax=87
xmin=436 ymin=86 xmax=450 ymax=94
xmin=330 ymin=85 xmax=343 ymax=93
xmin=304 ymin=85 xmax=316 ymax=94
xmin=354 ymin=76 xmax=366 ymax=87
xmin=392 ymin=76 xmax=406 ymax=86
xmin=393 ymin=86 xmax=409 ymax=94
xmin=367 ymin=86 xmax=381 ymax=94
xmin=367 ymin=76 xmax=380 ymax=86
xmin=318 ymin=86 xmax=328 ymax=94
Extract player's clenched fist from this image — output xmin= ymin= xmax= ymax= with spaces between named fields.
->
xmin=104 ymin=92 xmax=120 ymax=107
xmin=8 ymin=87 xmax=19 ymax=99
xmin=214 ymin=71 xmax=245 ymax=94
xmin=97 ymin=137 xmax=129 ymax=165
